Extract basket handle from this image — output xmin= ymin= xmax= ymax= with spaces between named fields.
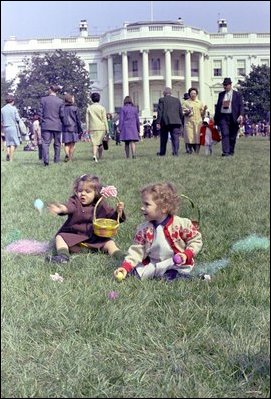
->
xmin=181 ymin=194 xmax=201 ymax=225
xmin=93 ymin=196 xmax=121 ymax=224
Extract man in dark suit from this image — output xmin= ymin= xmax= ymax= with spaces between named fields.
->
xmin=39 ymin=84 xmax=64 ymax=166
xmin=214 ymin=77 xmax=244 ymax=157
xmin=156 ymin=87 xmax=183 ymax=156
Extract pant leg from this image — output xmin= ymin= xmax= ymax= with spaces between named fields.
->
xmin=170 ymin=126 xmax=181 ymax=155
xmin=229 ymin=118 xmax=239 ymax=154
xmin=41 ymin=130 xmax=53 ymax=164
xmin=134 ymin=263 xmax=156 ymax=280
xmin=205 ymin=145 xmax=210 ymax=155
xmin=159 ymin=127 xmax=169 ymax=155
xmin=219 ymin=116 xmax=231 ymax=154
xmin=53 ymin=131 xmax=62 ymax=163
xmin=38 ymin=144 xmax=43 ymax=160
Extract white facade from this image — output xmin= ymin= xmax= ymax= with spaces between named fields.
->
xmin=2 ymin=19 xmax=270 ymax=118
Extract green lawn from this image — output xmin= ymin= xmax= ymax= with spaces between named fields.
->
xmin=1 ymin=136 xmax=270 ymax=398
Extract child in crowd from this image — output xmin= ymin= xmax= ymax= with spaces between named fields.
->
xmin=114 ymin=182 xmax=202 ymax=281
xmin=46 ymin=174 xmax=126 ymax=264
xmin=199 ymin=117 xmax=221 ymax=155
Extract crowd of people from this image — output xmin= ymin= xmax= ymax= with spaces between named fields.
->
xmin=1 ymin=78 xmax=270 ymax=163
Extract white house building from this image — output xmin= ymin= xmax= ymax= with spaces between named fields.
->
xmin=2 ymin=18 xmax=270 ymax=118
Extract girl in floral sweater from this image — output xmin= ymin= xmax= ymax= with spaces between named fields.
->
xmin=114 ymin=182 xmax=202 ymax=280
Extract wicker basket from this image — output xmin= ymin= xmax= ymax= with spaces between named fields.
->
xmin=181 ymin=194 xmax=201 ymax=228
xmin=93 ymin=196 xmax=120 ymax=238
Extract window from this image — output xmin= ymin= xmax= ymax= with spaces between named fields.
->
xmin=213 ymin=60 xmax=222 ymax=77
xmin=260 ymin=59 xmax=269 ymax=67
xmin=131 ymin=60 xmax=138 ymax=77
xmin=191 ymin=59 xmax=198 ymax=77
xmin=132 ymin=91 xmax=139 ymax=107
xmin=237 ymin=60 xmax=246 ymax=76
xmin=89 ymin=63 xmax=98 ymax=80
xmin=173 ymin=59 xmax=180 ymax=75
xmin=151 ymin=58 xmax=161 ymax=75
xmin=113 ymin=63 xmax=122 ymax=80
xmin=17 ymin=65 xmax=25 ymax=73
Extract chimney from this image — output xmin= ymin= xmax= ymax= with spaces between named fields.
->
xmin=79 ymin=19 xmax=88 ymax=37
xmin=217 ymin=18 xmax=228 ymax=33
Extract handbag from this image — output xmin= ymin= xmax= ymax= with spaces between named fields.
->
xmin=18 ymin=119 xmax=27 ymax=135
xmin=102 ymin=134 xmax=109 ymax=150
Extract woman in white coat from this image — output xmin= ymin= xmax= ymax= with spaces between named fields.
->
xmin=1 ymin=94 xmax=21 ymax=161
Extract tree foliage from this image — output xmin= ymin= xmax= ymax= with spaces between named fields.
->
xmin=14 ymin=50 xmax=91 ymax=121
xmin=1 ymin=77 xmax=15 ymax=108
xmin=237 ymin=64 xmax=270 ymax=122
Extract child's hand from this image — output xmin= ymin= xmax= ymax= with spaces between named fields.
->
xmin=114 ymin=267 xmax=127 ymax=281
xmin=47 ymin=202 xmax=67 ymax=216
xmin=116 ymin=201 xmax=124 ymax=215
xmin=173 ymin=253 xmax=187 ymax=266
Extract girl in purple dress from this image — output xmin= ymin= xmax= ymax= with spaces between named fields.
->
xmin=46 ymin=175 xmax=126 ymax=264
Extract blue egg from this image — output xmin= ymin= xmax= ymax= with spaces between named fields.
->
xmin=34 ymin=199 xmax=44 ymax=210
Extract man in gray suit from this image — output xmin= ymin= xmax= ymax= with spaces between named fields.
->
xmin=214 ymin=77 xmax=244 ymax=157
xmin=39 ymin=85 xmax=64 ymax=166
xmin=156 ymin=87 xmax=183 ymax=156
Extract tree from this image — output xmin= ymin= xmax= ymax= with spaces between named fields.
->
xmin=1 ymin=77 xmax=15 ymax=107
xmin=237 ymin=64 xmax=270 ymax=122
xmin=14 ymin=50 xmax=91 ymax=121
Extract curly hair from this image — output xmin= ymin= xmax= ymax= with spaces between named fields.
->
xmin=72 ymin=175 xmax=102 ymax=199
xmin=140 ymin=182 xmax=180 ymax=215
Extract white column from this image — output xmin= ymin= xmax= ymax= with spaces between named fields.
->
xmin=122 ymin=51 xmax=129 ymax=99
xmin=226 ymin=55 xmax=234 ymax=79
xmin=198 ymin=53 xmax=205 ymax=102
xmin=107 ymin=55 xmax=114 ymax=114
xmin=185 ymin=50 xmax=191 ymax=91
xmin=222 ymin=55 xmax=236 ymax=81
xmin=165 ymin=49 xmax=172 ymax=88
xmin=142 ymin=50 xmax=150 ymax=117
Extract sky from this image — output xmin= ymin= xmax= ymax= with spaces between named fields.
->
xmin=1 ymin=1 xmax=270 ymax=70
xmin=1 ymin=0 xmax=270 ymax=41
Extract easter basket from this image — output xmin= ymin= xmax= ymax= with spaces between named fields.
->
xmin=181 ymin=194 xmax=201 ymax=228
xmin=93 ymin=196 xmax=120 ymax=238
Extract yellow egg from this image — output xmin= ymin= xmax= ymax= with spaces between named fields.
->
xmin=115 ymin=272 xmax=125 ymax=282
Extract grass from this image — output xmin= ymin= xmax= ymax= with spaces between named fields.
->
xmin=1 ymin=136 xmax=270 ymax=398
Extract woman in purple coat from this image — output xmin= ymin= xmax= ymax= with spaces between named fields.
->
xmin=119 ymin=96 xmax=140 ymax=158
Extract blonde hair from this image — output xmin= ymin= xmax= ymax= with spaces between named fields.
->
xmin=72 ymin=175 xmax=102 ymax=199
xmin=140 ymin=182 xmax=180 ymax=215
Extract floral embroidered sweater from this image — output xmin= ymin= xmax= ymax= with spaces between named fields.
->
xmin=121 ymin=215 xmax=203 ymax=273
